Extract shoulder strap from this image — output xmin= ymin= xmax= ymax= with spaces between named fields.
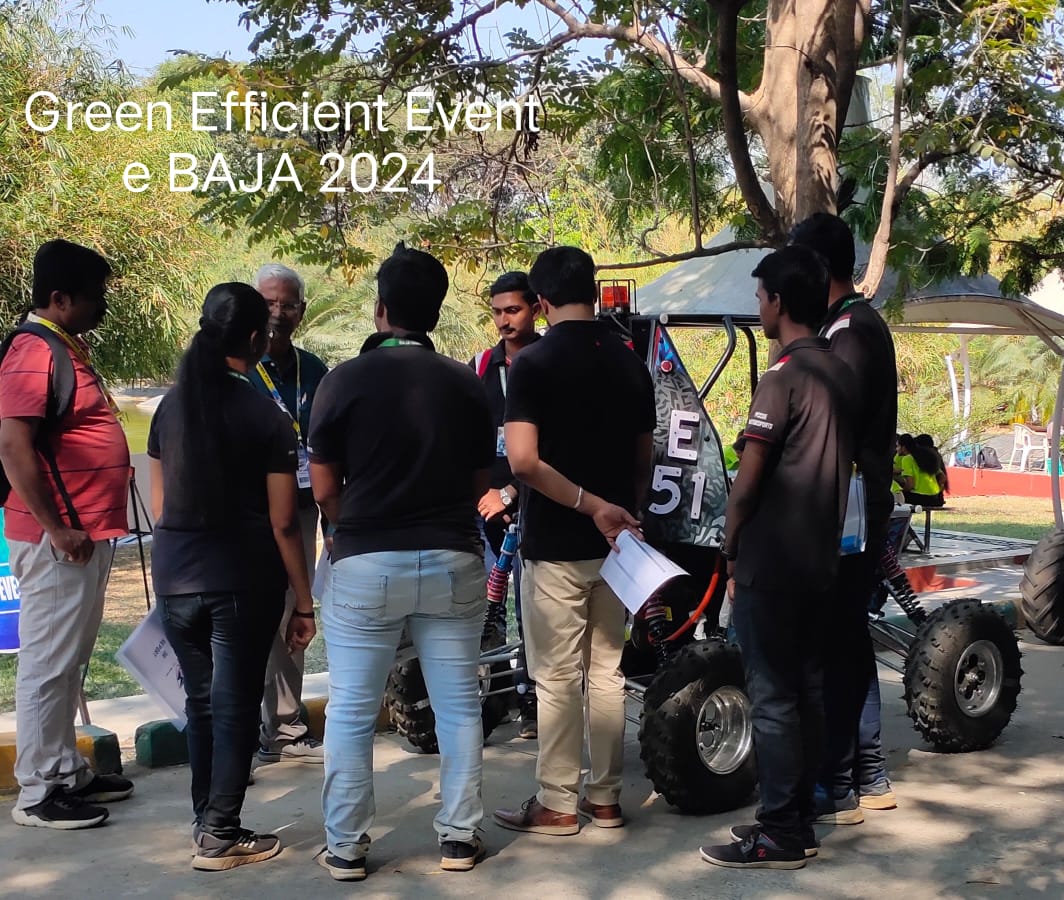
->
xmin=475 ymin=349 xmax=492 ymax=379
xmin=0 ymin=324 xmax=81 ymax=528
xmin=2 ymin=323 xmax=78 ymax=421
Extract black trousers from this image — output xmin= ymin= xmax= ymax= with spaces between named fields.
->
xmin=818 ymin=524 xmax=887 ymax=797
xmin=158 ymin=590 xmax=283 ymax=838
xmin=732 ymin=583 xmax=828 ymax=850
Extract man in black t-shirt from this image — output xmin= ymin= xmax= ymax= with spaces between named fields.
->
xmin=493 ymin=246 xmax=655 ymax=837
xmin=249 ymin=263 xmax=330 ymax=766
xmin=307 ymin=245 xmax=495 ymax=878
xmin=700 ymin=246 xmax=857 ymax=870
xmin=791 ymin=214 xmax=900 ymax=821
xmin=468 ymin=271 xmax=541 ymax=738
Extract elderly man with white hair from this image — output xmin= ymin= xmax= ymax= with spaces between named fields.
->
xmin=249 ymin=263 xmax=330 ymax=764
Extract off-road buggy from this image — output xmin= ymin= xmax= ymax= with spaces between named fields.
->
xmin=385 ymin=299 xmax=1023 ymax=814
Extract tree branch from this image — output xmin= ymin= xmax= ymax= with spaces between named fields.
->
xmin=860 ymin=0 xmax=909 ymax=296
xmin=596 ymin=240 xmax=773 ymax=271
xmin=717 ymin=0 xmax=780 ymax=240
xmin=531 ymin=0 xmax=735 ymax=107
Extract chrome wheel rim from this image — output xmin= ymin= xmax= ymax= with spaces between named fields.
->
xmin=954 ymin=639 xmax=1003 ymax=718
xmin=695 ymin=686 xmax=753 ymax=774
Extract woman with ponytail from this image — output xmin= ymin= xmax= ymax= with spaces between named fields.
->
xmin=897 ymin=432 xmax=946 ymax=508
xmin=147 ymin=283 xmax=316 ymax=871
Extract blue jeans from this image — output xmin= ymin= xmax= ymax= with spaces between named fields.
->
xmin=732 ymin=583 xmax=827 ymax=850
xmin=158 ymin=590 xmax=283 ymax=838
xmin=322 ymin=549 xmax=486 ymax=860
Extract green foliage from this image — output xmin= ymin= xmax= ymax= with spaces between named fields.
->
xmin=0 ymin=1 xmax=222 ymax=381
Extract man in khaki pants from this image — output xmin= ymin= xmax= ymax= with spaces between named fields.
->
xmin=493 ymin=246 xmax=655 ymax=835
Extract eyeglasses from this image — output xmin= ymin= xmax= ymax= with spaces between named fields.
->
xmin=267 ymin=301 xmax=301 ymax=314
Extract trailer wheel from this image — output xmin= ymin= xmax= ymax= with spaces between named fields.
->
xmin=1019 ymin=529 xmax=1064 ymax=645
xmin=903 ymin=599 xmax=1022 ymax=752
xmin=638 ymin=640 xmax=756 ymax=813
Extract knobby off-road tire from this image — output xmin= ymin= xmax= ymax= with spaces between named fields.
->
xmin=385 ymin=636 xmax=512 ymax=755
xmin=1019 ymin=529 xmax=1064 ymax=645
xmin=903 ymin=598 xmax=1022 ymax=752
xmin=639 ymin=640 xmax=756 ymax=814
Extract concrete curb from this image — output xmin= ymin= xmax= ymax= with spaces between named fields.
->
xmin=0 ymin=724 xmax=122 ymax=795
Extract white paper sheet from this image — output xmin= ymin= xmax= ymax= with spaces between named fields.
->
xmin=115 ymin=606 xmax=187 ymax=728
xmin=599 ymin=530 xmax=689 ymax=615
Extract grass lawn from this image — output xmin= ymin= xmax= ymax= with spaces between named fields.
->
xmin=936 ymin=494 xmax=1058 ymax=542
xmin=0 ymin=494 xmax=1056 ymax=713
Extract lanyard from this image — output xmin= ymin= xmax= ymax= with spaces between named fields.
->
xmin=28 ymin=314 xmax=121 ymax=416
xmin=228 ymin=370 xmax=250 ymax=384
xmin=379 ymin=337 xmax=423 ymax=348
xmin=256 ymin=352 xmax=302 ymax=440
xmin=498 ymin=362 xmax=507 ymax=399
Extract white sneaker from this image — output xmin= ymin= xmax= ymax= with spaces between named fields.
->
xmin=257 ymin=737 xmax=324 ymax=764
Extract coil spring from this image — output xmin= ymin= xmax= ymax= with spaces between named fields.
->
xmin=644 ymin=593 xmax=673 ymax=667
xmin=879 ymin=543 xmax=927 ymax=625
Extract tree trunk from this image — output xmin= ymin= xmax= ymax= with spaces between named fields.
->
xmin=753 ymin=0 xmax=868 ymax=231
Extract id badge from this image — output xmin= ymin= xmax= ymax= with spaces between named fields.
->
xmin=296 ymin=442 xmax=312 ymax=489
xmin=495 ymin=426 xmax=507 ymax=458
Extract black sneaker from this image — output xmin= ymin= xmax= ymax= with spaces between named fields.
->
xmin=192 ymin=828 xmax=282 ymax=871
xmin=318 ymin=850 xmax=367 ymax=881
xmin=730 ymin=824 xmax=818 ymax=858
xmin=69 ymin=773 xmax=134 ymax=803
xmin=440 ymin=835 xmax=487 ymax=872
xmin=11 ymin=789 xmax=109 ymax=830
xmin=813 ymin=790 xmax=865 ymax=825
xmin=701 ymin=828 xmax=806 ymax=870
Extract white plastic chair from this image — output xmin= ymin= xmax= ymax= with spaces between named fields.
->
xmin=1007 ymin=424 xmax=1049 ymax=470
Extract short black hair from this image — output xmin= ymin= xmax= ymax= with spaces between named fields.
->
xmin=32 ymin=239 xmax=112 ymax=309
xmin=377 ymin=243 xmax=448 ymax=332
xmin=751 ymin=245 xmax=830 ymax=328
xmin=528 ymin=246 xmax=596 ymax=307
xmin=489 ymin=271 xmax=536 ymax=305
xmin=788 ymin=213 xmax=856 ymax=282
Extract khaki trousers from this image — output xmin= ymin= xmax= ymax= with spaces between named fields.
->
xmin=10 ymin=534 xmax=114 ymax=809
xmin=522 ymin=558 xmax=626 ymax=814
xmin=260 ymin=504 xmax=319 ymax=748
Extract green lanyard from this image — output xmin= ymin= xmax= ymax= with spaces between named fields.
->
xmin=378 ymin=337 xmax=423 ymax=348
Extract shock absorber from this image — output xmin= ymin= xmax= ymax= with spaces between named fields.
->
xmin=879 ymin=542 xmax=927 ymax=625
xmin=483 ymin=524 xmax=519 ymax=641
xmin=644 ymin=592 xmax=673 ymax=667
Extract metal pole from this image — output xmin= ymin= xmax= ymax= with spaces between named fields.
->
xmin=1051 ymin=358 xmax=1064 ymax=530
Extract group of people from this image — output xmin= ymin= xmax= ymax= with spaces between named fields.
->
xmin=0 ymin=213 xmax=901 ymax=877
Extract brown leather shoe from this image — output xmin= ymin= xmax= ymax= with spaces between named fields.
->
xmin=577 ymin=797 xmax=624 ymax=828
xmin=493 ymin=797 xmax=579 ymax=835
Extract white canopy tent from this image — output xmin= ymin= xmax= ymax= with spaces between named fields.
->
xmin=634 ymin=232 xmax=1064 ymax=526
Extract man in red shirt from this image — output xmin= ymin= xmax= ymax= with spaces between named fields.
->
xmin=0 ymin=240 xmax=133 ymax=829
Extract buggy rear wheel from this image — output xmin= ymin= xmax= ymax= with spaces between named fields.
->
xmin=1019 ymin=529 xmax=1064 ymax=645
xmin=638 ymin=640 xmax=756 ymax=813
xmin=903 ymin=598 xmax=1022 ymax=752
xmin=385 ymin=634 xmax=512 ymax=755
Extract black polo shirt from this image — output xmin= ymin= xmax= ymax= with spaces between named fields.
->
xmin=505 ymin=319 xmax=656 ymax=562
xmin=307 ymin=333 xmax=495 ymax=563
xmin=734 ymin=336 xmax=858 ymax=592
xmin=468 ymin=336 xmax=541 ymax=491
xmin=148 ymin=377 xmax=297 ymax=596
xmin=248 ymin=346 xmax=329 ymax=509
xmin=820 ymin=295 xmax=898 ymax=533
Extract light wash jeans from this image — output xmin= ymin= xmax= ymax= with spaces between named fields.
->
xmin=322 ymin=548 xmax=486 ymax=860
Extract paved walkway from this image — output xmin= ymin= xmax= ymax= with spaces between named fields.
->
xmin=2 ymin=574 xmax=1063 ymax=899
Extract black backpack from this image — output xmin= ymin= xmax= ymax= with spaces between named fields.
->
xmin=0 ymin=323 xmax=79 ymax=517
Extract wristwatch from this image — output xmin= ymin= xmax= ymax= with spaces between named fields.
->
xmin=500 ymin=487 xmax=514 ymax=508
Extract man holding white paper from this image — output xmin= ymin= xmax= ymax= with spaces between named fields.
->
xmin=700 ymin=246 xmax=857 ymax=870
xmin=492 ymin=246 xmax=655 ymax=837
